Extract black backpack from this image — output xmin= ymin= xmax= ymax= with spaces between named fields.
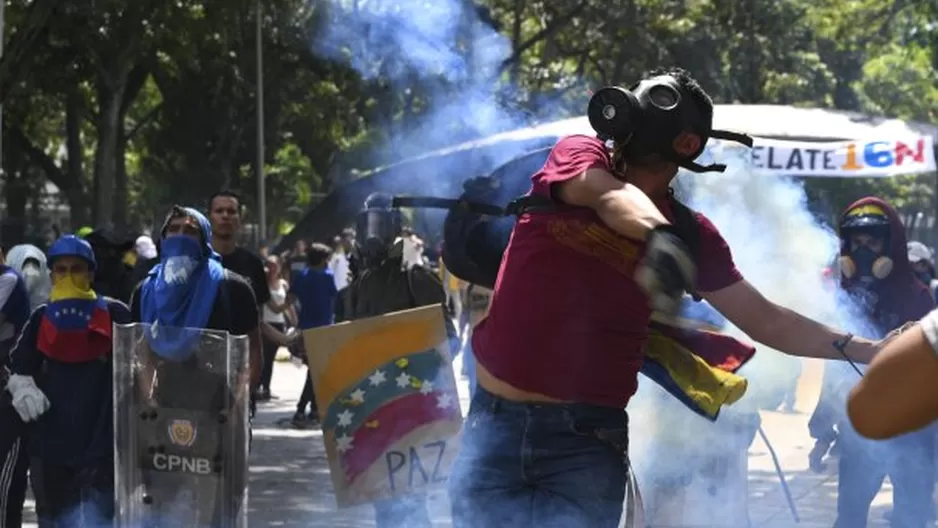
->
xmin=442 ymin=188 xmax=702 ymax=300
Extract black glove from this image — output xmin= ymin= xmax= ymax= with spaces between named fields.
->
xmin=635 ymin=224 xmax=696 ymax=316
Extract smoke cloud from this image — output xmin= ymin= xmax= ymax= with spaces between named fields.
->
xmin=628 ymin=141 xmax=888 ymax=524
xmin=313 ymin=0 xmax=524 ymax=165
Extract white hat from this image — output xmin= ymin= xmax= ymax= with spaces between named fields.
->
xmin=907 ymin=241 xmax=932 ymax=263
xmin=135 ymin=235 xmax=158 ymax=260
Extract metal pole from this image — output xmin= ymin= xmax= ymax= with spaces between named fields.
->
xmin=255 ymin=0 xmax=267 ymax=244
xmin=1 ymin=0 xmax=6 ymax=186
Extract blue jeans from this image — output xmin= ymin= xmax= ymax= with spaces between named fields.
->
xmin=834 ymin=427 xmax=935 ymax=528
xmin=448 ymin=386 xmax=630 ymax=528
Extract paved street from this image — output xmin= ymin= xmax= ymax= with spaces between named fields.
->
xmin=20 ymin=356 xmax=916 ymax=527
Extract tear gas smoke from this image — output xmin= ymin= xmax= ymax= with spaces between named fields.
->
xmin=313 ymin=0 xmax=525 ymax=167
xmin=628 ymin=141 xmax=879 ymax=525
xmin=311 ymin=1 xmax=887 ymax=524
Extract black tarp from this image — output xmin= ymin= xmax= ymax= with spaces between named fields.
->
xmin=275 ymin=134 xmax=562 ymax=253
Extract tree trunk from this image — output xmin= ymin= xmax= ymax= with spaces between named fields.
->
xmin=114 ymin=125 xmax=128 ymax=228
xmin=65 ymin=89 xmax=91 ymax=226
xmin=93 ymin=80 xmax=127 ymax=228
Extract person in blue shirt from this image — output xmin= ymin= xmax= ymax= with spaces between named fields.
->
xmin=270 ymin=242 xmax=338 ymax=425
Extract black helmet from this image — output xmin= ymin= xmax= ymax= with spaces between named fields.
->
xmin=355 ymin=192 xmax=402 ymax=266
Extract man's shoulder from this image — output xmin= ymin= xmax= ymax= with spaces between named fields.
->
xmin=690 ymin=209 xmax=724 ymax=236
xmin=226 ymin=247 xmax=265 ymax=271
xmin=556 ymin=134 xmax=603 ymax=148
xmin=101 ymin=296 xmax=132 ymax=320
xmin=221 ymin=270 xmax=254 ymax=293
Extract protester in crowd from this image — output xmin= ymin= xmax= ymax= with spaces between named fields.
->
xmin=908 ymin=240 xmax=938 ymax=301
xmin=6 ymin=244 xmax=51 ymax=310
xmin=258 ymin=255 xmax=296 ymax=402
xmin=400 ymin=226 xmax=427 ymax=270
xmin=334 ymin=193 xmax=456 ymax=528
xmin=822 ymin=198 xmax=935 ymax=528
xmin=444 ymin=67 xmax=885 ymax=528
xmin=0 ymin=248 xmax=35 ymax=528
xmin=129 ymin=206 xmax=258 ymax=525
xmin=286 ymin=239 xmax=309 ymax=284
xmin=6 ymin=235 xmax=130 ymax=525
xmin=84 ymin=228 xmax=136 ymax=303
xmin=209 ymin=191 xmax=290 ymax=407
xmin=328 ymin=231 xmax=355 ymax=291
xmin=848 ymin=309 xmax=938 ymax=439
xmin=135 ymin=235 xmax=157 ymax=262
xmin=269 ymin=243 xmax=337 ymax=426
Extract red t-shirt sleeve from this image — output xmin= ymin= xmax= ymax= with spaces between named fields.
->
xmin=531 ymin=135 xmax=611 ymax=197
xmin=695 ymin=212 xmax=744 ymax=292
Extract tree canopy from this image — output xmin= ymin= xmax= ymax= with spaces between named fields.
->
xmin=0 ymin=0 xmax=934 ymax=243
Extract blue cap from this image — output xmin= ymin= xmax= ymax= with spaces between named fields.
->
xmin=48 ymin=235 xmax=97 ymax=270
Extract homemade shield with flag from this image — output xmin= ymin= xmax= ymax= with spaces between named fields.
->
xmin=304 ymin=305 xmax=462 ymax=508
xmin=112 ymin=323 xmax=250 ymax=528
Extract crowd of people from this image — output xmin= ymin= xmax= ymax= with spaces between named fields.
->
xmin=2 ymin=65 xmax=938 ymax=528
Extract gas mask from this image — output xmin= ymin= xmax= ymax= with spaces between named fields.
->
xmin=838 ymin=209 xmax=893 ymax=284
xmin=587 ymin=74 xmax=753 ymax=173
xmin=21 ymin=260 xmax=41 ymax=289
xmin=354 ymin=192 xmax=402 ymax=268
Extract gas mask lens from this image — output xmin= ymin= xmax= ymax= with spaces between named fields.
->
xmin=648 ymin=84 xmax=680 ymax=110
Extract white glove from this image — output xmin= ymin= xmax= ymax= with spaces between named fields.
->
xmin=7 ymin=374 xmax=50 ymax=422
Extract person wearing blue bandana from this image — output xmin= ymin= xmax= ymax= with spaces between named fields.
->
xmin=128 ymin=206 xmax=259 ymax=526
xmin=130 ymin=206 xmax=260 ymax=374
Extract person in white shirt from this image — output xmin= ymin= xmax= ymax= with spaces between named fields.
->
xmin=399 ymin=227 xmax=426 ymax=270
xmin=259 ymin=256 xmax=296 ymax=401
xmin=328 ymin=234 xmax=352 ymax=291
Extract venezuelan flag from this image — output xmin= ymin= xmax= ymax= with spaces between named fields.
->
xmin=321 ymin=350 xmax=461 ymax=486
xmin=37 ymin=297 xmax=112 ymax=363
xmin=639 ymin=315 xmax=756 ymax=421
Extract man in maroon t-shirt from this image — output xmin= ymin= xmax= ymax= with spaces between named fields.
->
xmin=446 ymin=67 xmax=884 ymax=528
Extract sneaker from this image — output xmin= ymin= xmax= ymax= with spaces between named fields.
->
xmin=291 ymin=411 xmax=308 ymax=427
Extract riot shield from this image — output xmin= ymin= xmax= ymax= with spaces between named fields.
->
xmin=304 ymin=305 xmax=464 ymax=508
xmin=113 ymin=323 xmax=250 ymax=528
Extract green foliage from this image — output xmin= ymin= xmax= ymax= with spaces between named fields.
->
xmin=0 ymin=0 xmax=935 ymax=241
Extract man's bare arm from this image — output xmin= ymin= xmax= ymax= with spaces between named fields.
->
xmin=704 ymin=280 xmax=878 ymax=363
xmin=847 ymin=324 xmax=938 ymax=439
xmin=556 ymin=168 xmax=669 ymax=240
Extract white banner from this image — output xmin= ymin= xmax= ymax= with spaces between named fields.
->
xmin=742 ymin=136 xmax=936 ymax=177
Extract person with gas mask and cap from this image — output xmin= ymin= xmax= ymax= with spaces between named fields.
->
xmin=333 ymin=192 xmax=457 ymax=528
xmin=443 ymin=67 xmax=889 ymax=528
xmin=4 ymin=235 xmax=131 ymax=526
xmin=817 ymin=198 xmax=935 ymax=528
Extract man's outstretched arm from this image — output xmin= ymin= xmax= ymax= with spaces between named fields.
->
xmin=704 ymin=280 xmax=878 ymax=363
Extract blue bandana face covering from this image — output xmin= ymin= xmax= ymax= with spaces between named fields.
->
xmin=140 ymin=209 xmax=225 ymax=361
